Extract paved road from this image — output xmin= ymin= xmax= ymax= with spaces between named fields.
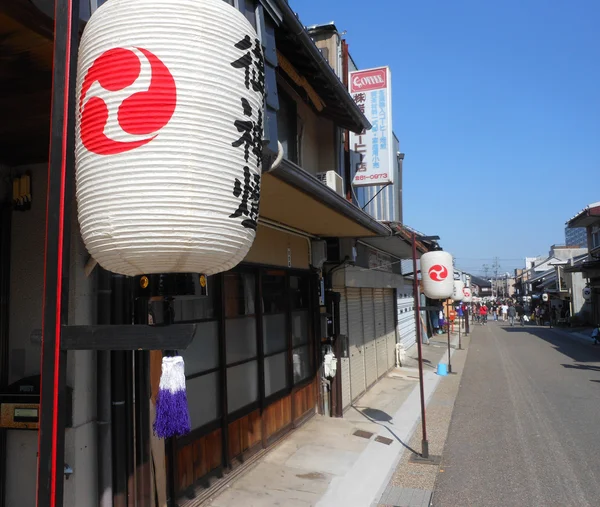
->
xmin=432 ymin=322 xmax=600 ymax=507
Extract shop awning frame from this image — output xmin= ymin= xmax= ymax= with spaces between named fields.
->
xmin=267 ymin=159 xmax=392 ymax=237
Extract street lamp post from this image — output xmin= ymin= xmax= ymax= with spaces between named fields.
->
xmin=446 ymin=300 xmax=452 ymax=373
xmin=410 ymin=231 xmax=440 ymax=464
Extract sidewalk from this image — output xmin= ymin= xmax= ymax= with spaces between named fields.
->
xmin=550 ymin=326 xmax=596 ymax=345
xmin=204 ymin=330 xmax=467 ymax=507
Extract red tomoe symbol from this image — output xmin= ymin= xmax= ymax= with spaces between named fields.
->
xmin=79 ymin=47 xmax=176 ymax=155
xmin=428 ymin=264 xmax=448 ymax=282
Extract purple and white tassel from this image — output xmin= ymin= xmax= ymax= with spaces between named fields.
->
xmin=153 ymin=356 xmax=191 ymax=439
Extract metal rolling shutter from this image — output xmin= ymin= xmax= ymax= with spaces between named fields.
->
xmin=347 ymin=288 xmax=366 ymax=401
xmin=361 ymin=288 xmax=377 ymax=388
xmin=337 ymin=290 xmax=351 ymax=411
xmin=374 ymin=289 xmax=387 ymax=378
xmin=397 ymin=287 xmax=416 ymax=350
xmin=383 ymin=289 xmax=396 ymax=370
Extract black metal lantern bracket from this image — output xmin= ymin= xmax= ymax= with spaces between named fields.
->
xmin=60 ymin=272 xmax=208 ymax=351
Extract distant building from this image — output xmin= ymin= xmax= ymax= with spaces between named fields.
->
xmin=565 ymin=227 xmax=587 ymax=248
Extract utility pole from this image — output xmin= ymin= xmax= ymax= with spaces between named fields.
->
xmin=492 ymin=257 xmax=500 ymax=299
xmin=482 ymin=264 xmax=490 ymax=279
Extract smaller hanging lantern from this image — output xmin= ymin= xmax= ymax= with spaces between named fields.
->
xmin=583 ymin=287 xmax=592 ymax=301
xmin=452 ymin=280 xmax=465 ymax=301
xmin=420 ymin=251 xmax=454 ymax=299
xmin=462 ymin=287 xmax=473 ymax=302
xmin=542 ymin=293 xmax=549 ymax=302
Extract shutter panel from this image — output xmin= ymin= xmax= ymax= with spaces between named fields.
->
xmin=338 ymin=290 xmax=351 ymax=411
xmin=383 ymin=289 xmax=396 ymax=369
xmin=361 ymin=288 xmax=377 ymax=388
xmin=347 ymin=288 xmax=365 ymax=401
xmin=397 ymin=286 xmax=416 ymax=350
xmin=374 ymin=289 xmax=387 ymax=378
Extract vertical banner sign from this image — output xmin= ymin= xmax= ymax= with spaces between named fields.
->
xmin=349 ymin=67 xmax=393 ymax=187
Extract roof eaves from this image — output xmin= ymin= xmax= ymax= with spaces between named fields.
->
xmin=274 ymin=0 xmax=371 ymax=133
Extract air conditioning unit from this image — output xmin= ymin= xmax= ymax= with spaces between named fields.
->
xmin=316 ymin=170 xmax=344 ymax=197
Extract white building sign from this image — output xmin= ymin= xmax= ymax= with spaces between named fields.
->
xmin=349 ymin=66 xmax=394 ymax=187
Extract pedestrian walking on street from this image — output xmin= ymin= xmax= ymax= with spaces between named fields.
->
xmin=501 ymin=303 xmax=508 ymax=321
xmin=480 ymin=303 xmax=488 ymax=325
xmin=508 ymin=304 xmax=516 ymax=326
xmin=516 ymin=303 xmax=525 ymax=326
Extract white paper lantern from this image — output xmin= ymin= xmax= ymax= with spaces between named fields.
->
xmin=462 ymin=286 xmax=472 ymax=303
xmin=583 ymin=287 xmax=592 ymax=301
xmin=75 ymin=0 xmax=264 ymax=276
xmin=420 ymin=251 xmax=454 ymax=299
xmin=452 ymin=280 xmax=465 ymax=301
xmin=542 ymin=293 xmax=549 ymax=302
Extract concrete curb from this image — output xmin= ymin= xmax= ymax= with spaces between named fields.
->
xmin=316 ymin=339 xmax=460 ymax=507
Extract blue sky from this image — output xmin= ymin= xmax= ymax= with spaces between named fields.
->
xmin=290 ymin=0 xmax=600 ymax=275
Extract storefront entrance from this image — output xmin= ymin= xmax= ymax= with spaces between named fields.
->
xmin=171 ymin=265 xmax=318 ymax=503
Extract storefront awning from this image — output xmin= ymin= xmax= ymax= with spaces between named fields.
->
xmin=262 ymin=161 xmax=391 ymax=238
xmin=566 ymin=202 xmax=600 ymax=228
xmin=564 ymin=260 xmax=600 ymax=278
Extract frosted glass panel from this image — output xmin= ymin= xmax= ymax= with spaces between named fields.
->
xmin=181 ymin=321 xmax=219 ymax=375
xmin=291 ymin=310 xmax=309 ymax=347
xmin=186 ymin=373 xmax=220 ymax=430
xmin=264 ymin=352 xmax=287 ymax=397
xmin=226 ymin=317 xmax=257 ymax=364
xmin=263 ymin=313 xmax=286 ymax=354
xmin=227 ymin=361 xmax=258 ymax=413
xmin=293 ymin=345 xmax=311 ymax=384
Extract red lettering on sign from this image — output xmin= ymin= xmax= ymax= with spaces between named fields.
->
xmin=350 ymin=68 xmax=387 ymax=92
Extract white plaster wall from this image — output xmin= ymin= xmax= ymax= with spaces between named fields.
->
xmin=569 ymin=271 xmax=588 ymax=319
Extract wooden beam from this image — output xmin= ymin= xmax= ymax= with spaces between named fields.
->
xmin=61 ymin=324 xmax=198 ymax=351
xmin=277 ymin=50 xmax=325 ymax=112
